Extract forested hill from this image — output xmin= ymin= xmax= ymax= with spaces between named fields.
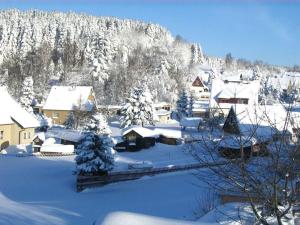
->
xmin=0 ymin=9 xmax=205 ymax=104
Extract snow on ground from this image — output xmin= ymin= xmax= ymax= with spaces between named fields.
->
xmin=98 ymin=211 xmax=216 ymax=225
xmin=0 ymin=144 xmax=33 ymax=155
xmin=198 ymin=203 xmax=254 ymax=225
xmin=0 ymin=156 xmax=212 ymax=225
xmin=114 ymin=143 xmax=197 ymax=171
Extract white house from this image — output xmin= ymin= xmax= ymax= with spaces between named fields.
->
xmin=209 ymin=78 xmax=260 ymax=117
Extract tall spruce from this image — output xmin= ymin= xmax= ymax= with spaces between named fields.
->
xmin=120 ymin=86 xmax=154 ymax=128
xmin=75 ymin=132 xmax=114 ymax=175
xmin=176 ymin=90 xmax=188 ymax=118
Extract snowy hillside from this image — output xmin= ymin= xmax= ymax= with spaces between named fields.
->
xmin=0 ymin=9 xmax=204 ymax=104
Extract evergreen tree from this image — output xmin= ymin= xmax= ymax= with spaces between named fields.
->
xmin=83 ymin=113 xmax=112 ymax=135
xmin=188 ymin=94 xmax=195 ymax=117
xmin=64 ymin=112 xmax=75 ymax=129
xmin=223 ymin=106 xmax=240 ymax=135
xmin=75 ymin=132 xmax=114 ymax=175
xmin=176 ymin=90 xmax=188 ymax=118
xmin=19 ymin=76 xmax=34 ymax=112
xmin=120 ymin=86 xmax=154 ymax=128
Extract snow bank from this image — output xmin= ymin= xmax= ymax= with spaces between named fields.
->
xmin=40 ymin=144 xmax=74 ymax=153
xmin=99 ymin=211 xmax=209 ymax=225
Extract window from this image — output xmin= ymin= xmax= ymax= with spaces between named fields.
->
xmin=23 ymin=132 xmax=27 ymax=139
xmin=28 ymin=132 xmax=31 ymax=139
xmin=53 ymin=112 xmax=60 ymax=118
xmin=0 ymin=131 xmax=3 ymax=140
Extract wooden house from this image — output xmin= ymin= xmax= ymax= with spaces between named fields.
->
xmin=0 ymin=87 xmax=39 ymax=150
xmin=115 ymin=127 xmax=158 ymax=152
xmin=42 ymin=86 xmax=97 ymax=125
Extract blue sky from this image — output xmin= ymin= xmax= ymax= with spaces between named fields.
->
xmin=0 ymin=0 xmax=299 ymax=66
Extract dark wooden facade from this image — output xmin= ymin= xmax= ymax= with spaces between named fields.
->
xmin=158 ymin=135 xmax=179 ymax=145
xmin=217 ymin=98 xmax=248 ymax=104
xmin=115 ymin=130 xmax=156 ymax=152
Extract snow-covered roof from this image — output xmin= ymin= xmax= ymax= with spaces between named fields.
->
xmin=180 ymin=117 xmax=203 ymax=128
xmin=43 ymin=86 xmax=95 ymax=111
xmin=122 ymin=126 xmax=158 ymax=138
xmin=46 ymin=128 xmax=84 ymax=143
xmin=228 ymin=104 xmax=293 ymax=140
xmin=97 ymin=105 xmax=122 ymax=110
xmin=210 ymin=78 xmax=260 ymax=108
xmin=0 ymin=87 xmax=39 ymax=128
xmin=154 ymin=128 xmax=182 ymax=139
xmin=153 ymin=102 xmax=172 ymax=108
xmin=219 ymin=136 xmax=257 ymax=149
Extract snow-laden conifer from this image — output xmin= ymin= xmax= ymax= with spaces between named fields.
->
xmin=120 ymin=86 xmax=154 ymax=128
xmin=75 ymin=132 xmax=114 ymax=175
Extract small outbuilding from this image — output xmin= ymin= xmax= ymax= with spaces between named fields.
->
xmin=155 ymin=128 xmax=182 ymax=145
xmin=115 ymin=127 xmax=158 ymax=152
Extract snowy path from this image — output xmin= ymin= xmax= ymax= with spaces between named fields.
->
xmin=0 ymin=156 xmax=211 ymax=225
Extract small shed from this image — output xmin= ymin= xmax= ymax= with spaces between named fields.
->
xmin=155 ymin=128 xmax=182 ymax=145
xmin=218 ymin=136 xmax=261 ymax=159
xmin=46 ymin=128 xmax=84 ymax=147
xmin=32 ymin=133 xmax=45 ymax=152
xmin=117 ymin=127 xmax=158 ymax=151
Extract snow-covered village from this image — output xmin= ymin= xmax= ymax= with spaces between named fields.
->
xmin=0 ymin=1 xmax=300 ymax=225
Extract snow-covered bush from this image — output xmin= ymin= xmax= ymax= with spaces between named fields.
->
xmin=75 ymin=132 xmax=114 ymax=175
xmin=83 ymin=113 xmax=112 ymax=135
xmin=120 ymin=86 xmax=154 ymax=128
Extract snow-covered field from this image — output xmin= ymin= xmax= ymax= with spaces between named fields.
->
xmin=0 ymin=155 xmax=212 ymax=225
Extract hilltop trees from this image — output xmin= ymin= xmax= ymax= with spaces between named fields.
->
xmin=120 ymin=86 xmax=154 ymax=128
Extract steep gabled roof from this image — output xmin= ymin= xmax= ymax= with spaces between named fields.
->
xmin=192 ymin=76 xmax=205 ymax=87
xmin=0 ymin=87 xmax=39 ymax=128
xmin=43 ymin=86 xmax=95 ymax=111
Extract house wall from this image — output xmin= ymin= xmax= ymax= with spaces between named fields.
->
xmin=157 ymin=114 xmax=171 ymax=124
xmin=0 ymin=123 xmax=35 ymax=149
xmin=43 ymin=110 xmax=70 ymax=125
xmin=0 ymin=124 xmax=12 ymax=150
xmin=10 ymin=123 xmax=35 ymax=145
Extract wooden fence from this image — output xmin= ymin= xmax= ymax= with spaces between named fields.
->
xmin=76 ymin=161 xmax=228 ymax=192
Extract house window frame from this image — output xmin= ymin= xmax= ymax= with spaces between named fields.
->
xmin=0 ymin=131 xmax=3 ymax=140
